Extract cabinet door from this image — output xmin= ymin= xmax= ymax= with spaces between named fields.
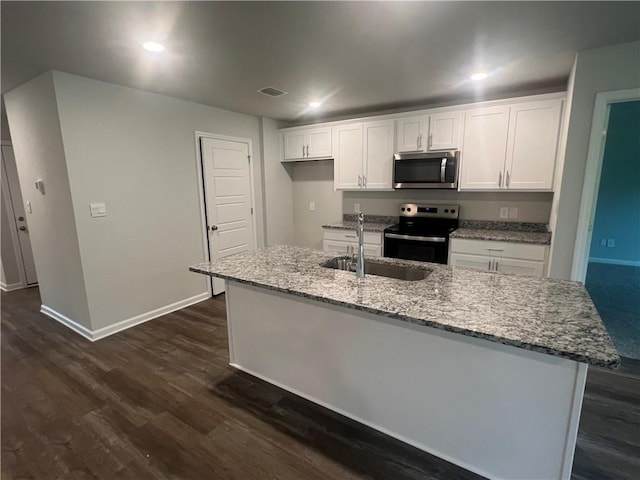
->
xmin=428 ymin=112 xmax=462 ymax=151
xmin=333 ymin=124 xmax=364 ymax=190
xmin=449 ymin=253 xmax=492 ymax=271
xmin=307 ymin=127 xmax=332 ymax=158
xmin=505 ymin=100 xmax=562 ymax=190
xmin=363 ymin=120 xmax=394 ymax=189
xmin=459 ymin=106 xmax=510 ymax=190
xmin=283 ymin=131 xmax=306 ymax=159
xmin=396 ymin=116 xmax=428 ymax=152
xmin=495 ymin=257 xmax=545 ymax=277
xmin=363 ymin=244 xmax=382 ymax=257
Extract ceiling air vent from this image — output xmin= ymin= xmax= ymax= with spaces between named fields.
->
xmin=257 ymin=86 xmax=288 ymax=98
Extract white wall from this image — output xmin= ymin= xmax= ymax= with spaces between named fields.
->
xmin=260 ymin=117 xmax=294 ymax=245
xmin=549 ymin=41 xmax=640 ymax=280
xmin=4 ymin=72 xmax=92 ymax=327
xmin=344 ymin=191 xmax=553 ymax=223
xmin=292 ymin=160 xmax=342 ymax=249
xmin=49 ymin=71 xmax=265 ymax=331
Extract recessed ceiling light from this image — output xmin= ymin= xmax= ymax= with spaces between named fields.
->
xmin=470 ymin=72 xmax=488 ymax=81
xmin=142 ymin=41 xmax=165 ymax=52
xmin=308 ymin=101 xmax=322 ymax=108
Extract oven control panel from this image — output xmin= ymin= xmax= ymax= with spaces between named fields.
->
xmin=399 ymin=204 xmax=459 ymax=219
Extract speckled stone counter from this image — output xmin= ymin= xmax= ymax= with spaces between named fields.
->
xmin=451 ymin=220 xmax=552 ymax=245
xmin=190 ymin=245 xmax=619 ymax=368
xmin=322 ymin=221 xmax=394 ymax=232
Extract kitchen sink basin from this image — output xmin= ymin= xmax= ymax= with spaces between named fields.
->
xmin=320 ymin=256 xmax=431 ymax=281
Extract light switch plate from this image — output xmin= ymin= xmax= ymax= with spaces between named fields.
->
xmin=90 ymin=202 xmax=107 ymax=218
xmin=600 ymin=238 xmax=607 ymax=247
xmin=26 ymin=201 xmax=32 ymax=213
xmin=508 ymin=207 xmax=518 ymax=219
xmin=354 ymin=203 xmax=361 ymax=213
xmin=499 ymin=207 xmax=509 ymax=219
xmin=607 ymin=238 xmax=615 ymax=247
xmin=309 ymin=201 xmax=315 ymax=212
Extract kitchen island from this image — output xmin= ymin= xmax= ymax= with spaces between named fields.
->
xmin=190 ymin=245 xmax=619 ymax=480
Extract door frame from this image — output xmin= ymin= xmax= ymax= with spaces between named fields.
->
xmin=571 ymin=88 xmax=640 ymax=282
xmin=194 ymin=131 xmax=258 ymax=296
xmin=1 ymin=142 xmax=28 ymax=290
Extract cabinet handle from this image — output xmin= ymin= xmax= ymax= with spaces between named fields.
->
xmin=358 ymin=175 xmax=362 ymax=187
xmin=363 ymin=175 xmax=367 ymax=187
xmin=486 ymin=248 xmax=504 ymax=252
xmin=428 ymin=133 xmax=433 ymax=150
xmin=498 ymin=171 xmax=503 ymax=188
xmin=506 ymin=171 xmax=510 ymax=188
xmin=495 ymin=261 xmax=499 ymax=271
xmin=488 ymin=260 xmax=492 ymax=270
xmin=417 ymin=134 xmax=422 ymax=150
xmin=306 ymin=145 xmax=310 ymax=157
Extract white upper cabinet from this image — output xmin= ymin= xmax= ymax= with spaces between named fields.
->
xmin=428 ymin=111 xmax=462 ymax=150
xmin=505 ymin=100 xmax=562 ymax=190
xmin=396 ymin=116 xmax=428 ymax=152
xmin=283 ymin=127 xmax=332 ymax=160
xmin=363 ymin=120 xmax=394 ymax=189
xmin=459 ymin=106 xmax=510 ymax=190
xmin=459 ymin=99 xmax=562 ymax=191
xmin=396 ymin=113 xmax=462 ymax=152
xmin=334 ymin=120 xmax=394 ymax=190
xmin=334 ymin=124 xmax=364 ymax=190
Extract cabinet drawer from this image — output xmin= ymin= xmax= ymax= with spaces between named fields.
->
xmin=323 ymin=229 xmax=382 ymax=245
xmin=450 ymin=238 xmax=546 ymax=261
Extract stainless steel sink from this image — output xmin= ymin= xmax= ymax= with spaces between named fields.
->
xmin=320 ymin=256 xmax=431 ymax=281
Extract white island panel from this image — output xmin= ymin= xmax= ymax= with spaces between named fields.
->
xmin=225 ymin=281 xmax=587 ymax=480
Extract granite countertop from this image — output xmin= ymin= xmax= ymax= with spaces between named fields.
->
xmin=322 ymin=214 xmax=397 ymax=233
xmin=450 ymin=221 xmax=552 ymax=245
xmin=190 ymin=245 xmax=619 ymax=369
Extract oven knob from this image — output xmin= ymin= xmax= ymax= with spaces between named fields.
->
xmin=407 ymin=208 xmax=411 ymax=212
xmin=401 ymin=207 xmax=405 ymax=212
xmin=451 ymin=209 xmax=456 ymax=213
xmin=444 ymin=209 xmax=449 ymax=213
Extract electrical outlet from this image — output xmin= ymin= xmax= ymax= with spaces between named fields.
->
xmin=508 ymin=207 xmax=518 ymax=219
xmin=499 ymin=207 xmax=509 ymax=219
xmin=600 ymin=238 xmax=607 ymax=247
xmin=607 ymin=238 xmax=615 ymax=247
xmin=354 ymin=203 xmax=360 ymax=213
xmin=309 ymin=201 xmax=315 ymax=212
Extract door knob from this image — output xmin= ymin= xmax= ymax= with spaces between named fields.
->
xmin=19 ymin=226 xmax=26 ymax=231
xmin=210 ymin=225 xmax=218 ymax=231
xmin=18 ymin=216 xmax=24 ymax=221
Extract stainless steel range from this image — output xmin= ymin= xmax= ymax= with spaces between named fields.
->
xmin=383 ymin=203 xmax=459 ymax=264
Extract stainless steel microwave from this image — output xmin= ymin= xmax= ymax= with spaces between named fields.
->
xmin=393 ymin=150 xmax=459 ymax=189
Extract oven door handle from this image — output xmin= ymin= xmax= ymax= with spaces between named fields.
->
xmin=384 ymin=233 xmax=447 ymax=243
xmin=440 ymin=158 xmax=447 ymax=183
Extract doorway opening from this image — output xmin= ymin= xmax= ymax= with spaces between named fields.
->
xmin=576 ymin=97 xmax=640 ymax=359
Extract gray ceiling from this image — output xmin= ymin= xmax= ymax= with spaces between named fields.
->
xmin=2 ymin=1 xmax=640 ymax=135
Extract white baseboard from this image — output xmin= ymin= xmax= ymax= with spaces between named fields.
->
xmin=1 ymin=281 xmax=26 ymax=292
xmin=91 ymin=292 xmax=210 ymax=340
xmin=40 ymin=305 xmax=94 ymax=340
xmin=41 ymin=291 xmax=210 ymax=341
xmin=589 ymin=257 xmax=640 ymax=267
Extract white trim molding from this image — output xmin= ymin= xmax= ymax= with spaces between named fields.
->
xmin=40 ymin=305 xmax=94 ymax=340
xmin=571 ymin=88 xmax=640 ymax=282
xmin=589 ymin=257 xmax=640 ymax=268
xmin=41 ymin=292 xmax=210 ymax=341
xmin=1 ymin=281 xmax=26 ymax=292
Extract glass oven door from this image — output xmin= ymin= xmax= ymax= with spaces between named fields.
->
xmin=383 ymin=233 xmax=449 ymax=264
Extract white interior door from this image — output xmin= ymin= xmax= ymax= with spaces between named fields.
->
xmin=200 ymin=137 xmax=255 ymax=295
xmin=1 ymin=145 xmax=38 ymax=286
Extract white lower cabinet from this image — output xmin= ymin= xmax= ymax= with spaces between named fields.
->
xmin=449 ymin=238 xmax=548 ymax=277
xmin=323 ymin=228 xmax=383 ymax=257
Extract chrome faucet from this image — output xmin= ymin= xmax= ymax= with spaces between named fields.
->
xmin=355 ymin=212 xmax=365 ymax=278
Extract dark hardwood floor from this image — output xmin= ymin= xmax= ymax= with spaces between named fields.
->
xmin=2 ymin=287 xmax=639 ymax=480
